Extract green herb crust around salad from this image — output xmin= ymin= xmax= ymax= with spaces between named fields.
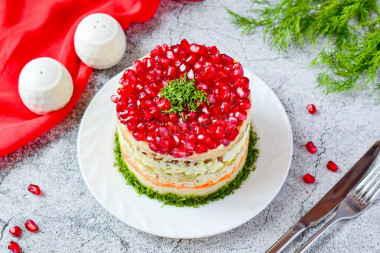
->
xmin=113 ymin=128 xmax=260 ymax=207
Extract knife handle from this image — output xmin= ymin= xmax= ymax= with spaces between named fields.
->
xmin=265 ymin=222 xmax=307 ymax=253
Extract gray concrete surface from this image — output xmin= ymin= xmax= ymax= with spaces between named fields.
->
xmin=1 ymin=0 xmax=379 ymax=252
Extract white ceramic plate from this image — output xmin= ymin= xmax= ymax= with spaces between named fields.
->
xmin=77 ymin=68 xmax=293 ymax=239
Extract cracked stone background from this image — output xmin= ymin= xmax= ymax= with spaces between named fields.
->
xmin=1 ymin=0 xmax=380 ymax=252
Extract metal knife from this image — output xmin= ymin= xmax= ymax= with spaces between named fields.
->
xmin=266 ymin=140 xmax=380 ymax=253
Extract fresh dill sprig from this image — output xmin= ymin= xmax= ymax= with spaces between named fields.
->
xmin=159 ymin=74 xmax=207 ymax=114
xmin=313 ymin=22 xmax=380 ymax=100
xmin=113 ymin=128 xmax=260 ymax=207
xmin=227 ymin=0 xmax=380 ymax=101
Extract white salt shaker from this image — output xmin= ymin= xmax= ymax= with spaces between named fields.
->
xmin=74 ymin=13 xmax=126 ymax=69
xmin=19 ymin=57 xmax=74 ymax=115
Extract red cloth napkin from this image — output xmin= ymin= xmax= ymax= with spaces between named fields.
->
xmin=0 ymin=0 xmax=160 ymax=157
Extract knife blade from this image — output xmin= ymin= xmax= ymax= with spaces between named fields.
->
xmin=266 ymin=140 xmax=380 ymax=253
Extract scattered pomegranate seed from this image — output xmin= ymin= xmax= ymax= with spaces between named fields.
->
xmin=28 ymin=184 xmax=41 ymax=195
xmin=306 ymin=104 xmax=317 ymax=114
xmin=327 ymin=161 xmax=339 ymax=172
xmin=9 ymin=226 xmax=22 ymax=237
xmin=25 ymin=219 xmax=38 ymax=233
xmin=8 ymin=241 xmax=21 ymax=253
xmin=303 ymin=173 xmax=315 ymax=184
xmin=305 ymin=141 xmax=317 ymax=154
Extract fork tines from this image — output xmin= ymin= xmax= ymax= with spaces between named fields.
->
xmin=353 ymin=163 xmax=380 ymax=203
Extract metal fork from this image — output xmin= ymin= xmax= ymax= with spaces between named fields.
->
xmin=296 ymin=163 xmax=380 ymax=253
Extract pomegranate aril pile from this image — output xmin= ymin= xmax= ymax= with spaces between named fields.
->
xmin=112 ymin=40 xmax=251 ymax=157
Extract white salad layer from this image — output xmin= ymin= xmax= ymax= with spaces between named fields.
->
xmin=118 ymin=123 xmax=250 ymax=177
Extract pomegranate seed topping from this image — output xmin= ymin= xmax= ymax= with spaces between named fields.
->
xmin=186 ymin=54 xmax=198 ymax=64
xmin=166 ymin=50 xmax=175 ymax=60
xmin=187 ymin=111 xmax=197 ymax=120
xmin=198 ymin=114 xmax=210 ymax=126
xmin=146 ymin=132 xmax=155 ymax=142
xmin=114 ymin=41 xmax=252 ymax=156
xmin=233 ymin=76 xmax=250 ymax=88
xmin=110 ymin=94 xmax=118 ymax=103
xmin=133 ymin=131 xmax=146 ymax=141
xmin=225 ymin=123 xmax=236 ymax=137
xmin=162 ymin=43 xmax=169 ymax=52
xmin=303 ymin=173 xmax=315 ymax=184
xmin=197 ymin=82 xmax=208 ymax=91
xmin=156 ymin=98 xmax=171 ymax=111
xmin=157 ymin=138 xmax=171 ymax=150
xmin=227 ymin=116 xmax=238 ymax=125
xmin=221 ymin=138 xmax=230 ymax=146
xmin=169 ymin=112 xmax=178 ymax=123
xmin=167 ymin=123 xmax=178 ymax=134
xmin=234 ymin=110 xmax=247 ymax=121
xmin=236 ymin=87 xmax=250 ymax=98
xmin=156 ymin=126 xmax=169 ymax=138
xmin=28 ymin=184 xmax=41 ymax=195
xmin=8 ymin=241 xmax=21 ymax=253
xmin=183 ymin=140 xmax=196 ymax=152
xmin=193 ymin=62 xmax=203 ymax=72
xmin=132 ymin=60 xmax=143 ymax=72
xmin=307 ymin=104 xmax=317 ymax=114
xmin=205 ymin=136 xmax=218 ymax=149
xmin=187 ymin=69 xmax=195 ymax=79
xmin=126 ymin=121 xmax=137 ymax=131
xmin=145 ymin=86 xmax=158 ymax=97
xmin=230 ymin=128 xmax=239 ymax=141
xmin=180 ymin=39 xmax=191 ymax=51
xmin=202 ymin=106 xmax=211 ymax=115
xmin=178 ymin=119 xmax=189 ymax=133
xmin=201 ymin=64 xmax=216 ymax=79
xmin=25 ymin=219 xmax=38 ymax=233
xmin=197 ymin=133 xmax=207 ymax=143
xmin=305 ymin=141 xmax=317 ymax=154
xmin=221 ymin=54 xmax=234 ymax=65
xmin=238 ymin=98 xmax=251 ymax=110
xmin=195 ymin=143 xmax=208 ymax=154
xmin=172 ymin=134 xmax=181 ymax=146
xmin=149 ymin=141 xmax=159 ymax=152
xmin=327 ymin=161 xmax=339 ymax=172
xmin=172 ymin=147 xmax=187 ymax=158
xmin=219 ymin=102 xmax=231 ymax=114
xmin=9 ymin=226 xmax=22 ymax=237
xmin=160 ymin=113 xmax=170 ymax=123
xmin=218 ymin=90 xmax=231 ymax=101
xmin=207 ymin=94 xmax=217 ymax=104
xmin=190 ymin=44 xmax=201 ymax=53
xmin=215 ymin=126 xmax=226 ymax=139
xmin=179 ymin=63 xmax=187 ymax=72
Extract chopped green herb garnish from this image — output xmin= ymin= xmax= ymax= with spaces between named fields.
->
xmin=159 ymin=74 xmax=207 ymax=114
xmin=113 ymin=128 xmax=259 ymax=207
